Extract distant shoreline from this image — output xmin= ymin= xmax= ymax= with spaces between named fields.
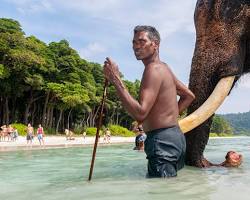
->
xmin=0 ymin=136 xmax=135 ymax=152
xmin=1 ymin=135 xmax=249 ymax=152
xmin=209 ymin=136 xmax=249 ymax=139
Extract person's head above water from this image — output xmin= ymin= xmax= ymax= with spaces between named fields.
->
xmin=222 ymin=151 xmax=242 ymax=167
xmin=133 ymin=25 xmax=161 ymax=60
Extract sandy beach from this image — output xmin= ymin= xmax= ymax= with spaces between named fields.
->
xmin=0 ymin=136 xmax=135 ymax=152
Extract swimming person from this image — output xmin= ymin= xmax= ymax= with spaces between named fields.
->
xmin=202 ymin=151 xmax=242 ymax=167
xmin=103 ymin=25 xmax=195 ymax=178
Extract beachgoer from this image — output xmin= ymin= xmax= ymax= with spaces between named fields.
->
xmin=65 ymin=129 xmax=74 ymax=140
xmin=202 ymin=151 xmax=242 ymax=167
xmin=105 ymin=128 xmax=111 ymax=144
xmin=103 ymin=25 xmax=195 ymax=178
xmin=12 ymin=127 xmax=18 ymax=141
xmin=83 ymin=131 xmax=86 ymax=141
xmin=103 ymin=131 xmax=107 ymax=143
xmin=26 ymin=123 xmax=34 ymax=145
xmin=37 ymin=124 xmax=45 ymax=146
xmin=7 ymin=125 xmax=14 ymax=141
xmin=133 ymin=124 xmax=146 ymax=151
xmin=1 ymin=125 xmax=7 ymax=141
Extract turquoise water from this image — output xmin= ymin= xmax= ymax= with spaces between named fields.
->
xmin=0 ymin=137 xmax=250 ymax=200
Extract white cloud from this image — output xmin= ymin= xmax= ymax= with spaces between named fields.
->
xmin=55 ymin=0 xmax=121 ymax=13
xmin=239 ymin=75 xmax=250 ymax=89
xmin=5 ymin=0 xmax=53 ymax=14
xmin=79 ymin=42 xmax=107 ymax=60
xmin=7 ymin=0 xmax=196 ymax=37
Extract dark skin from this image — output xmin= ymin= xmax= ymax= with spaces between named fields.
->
xmin=104 ymin=31 xmax=195 ymax=132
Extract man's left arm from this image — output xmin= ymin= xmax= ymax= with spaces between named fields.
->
xmin=174 ymin=78 xmax=195 ymax=114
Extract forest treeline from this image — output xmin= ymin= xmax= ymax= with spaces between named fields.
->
xmin=0 ymin=18 xmax=140 ymax=133
xmin=221 ymin=111 xmax=250 ymax=135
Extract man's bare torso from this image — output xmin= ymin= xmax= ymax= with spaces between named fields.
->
xmin=141 ymin=62 xmax=179 ymax=132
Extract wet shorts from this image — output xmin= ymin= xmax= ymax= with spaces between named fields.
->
xmin=26 ymin=133 xmax=33 ymax=141
xmin=144 ymin=126 xmax=186 ymax=178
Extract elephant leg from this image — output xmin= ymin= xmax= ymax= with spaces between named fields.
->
xmin=185 ymin=66 xmax=217 ymax=167
xmin=185 ymin=117 xmax=213 ymax=167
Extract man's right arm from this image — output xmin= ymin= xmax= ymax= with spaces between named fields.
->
xmin=103 ymin=58 xmax=162 ymax=123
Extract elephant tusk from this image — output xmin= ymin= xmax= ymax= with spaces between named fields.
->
xmin=179 ymin=76 xmax=236 ymax=134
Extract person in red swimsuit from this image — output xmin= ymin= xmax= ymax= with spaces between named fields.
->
xmin=37 ymin=124 xmax=45 ymax=146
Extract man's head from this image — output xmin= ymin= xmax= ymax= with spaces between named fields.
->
xmin=223 ymin=151 xmax=242 ymax=167
xmin=133 ymin=25 xmax=161 ymax=60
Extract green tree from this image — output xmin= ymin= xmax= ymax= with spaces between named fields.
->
xmin=211 ymin=115 xmax=233 ymax=135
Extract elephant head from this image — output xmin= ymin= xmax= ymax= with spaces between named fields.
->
xmin=179 ymin=0 xmax=250 ymax=167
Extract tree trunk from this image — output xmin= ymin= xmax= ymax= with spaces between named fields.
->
xmin=116 ymin=111 xmax=119 ymax=125
xmin=4 ymin=97 xmax=9 ymax=125
xmin=67 ymin=109 xmax=72 ymax=130
xmin=31 ymin=103 xmax=37 ymax=125
xmin=0 ymin=97 xmax=3 ymax=124
xmin=10 ymin=96 xmax=16 ymax=123
xmin=56 ymin=109 xmax=63 ymax=134
xmin=86 ymin=112 xmax=90 ymax=127
xmin=45 ymin=107 xmax=51 ymax=128
xmin=80 ymin=113 xmax=85 ymax=127
xmin=24 ymin=90 xmax=34 ymax=125
xmin=62 ymin=112 xmax=65 ymax=131
xmin=48 ymin=107 xmax=54 ymax=129
xmin=92 ymin=106 xmax=100 ymax=127
xmin=42 ymin=91 xmax=50 ymax=126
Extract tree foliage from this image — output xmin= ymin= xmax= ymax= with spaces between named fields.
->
xmin=0 ymin=18 xmax=140 ymax=132
xmin=211 ymin=115 xmax=233 ymax=136
xmin=221 ymin=111 xmax=250 ymax=135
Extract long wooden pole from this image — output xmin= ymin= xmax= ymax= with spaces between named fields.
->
xmin=88 ymin=79 xmax=108 ymax=181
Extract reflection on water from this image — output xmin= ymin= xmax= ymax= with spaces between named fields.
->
xmin=0 ymin=137 xmax=250 ymax=200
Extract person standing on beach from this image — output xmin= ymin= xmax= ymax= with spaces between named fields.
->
xmin=83 ymin=131 xmax=86 ymax=142
xmin=103 ymin=25 xmax=195 ymax=178
xmin=37 ymin=124 xmax=45 ymax=146
xmin=26 ymin=123 xmax=34 ymax=145
xmin=105 ymin=128 xmax=111 ymax=144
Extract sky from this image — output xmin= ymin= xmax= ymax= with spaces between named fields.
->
xmin=1 ymin=0 xmax=249 ymax=114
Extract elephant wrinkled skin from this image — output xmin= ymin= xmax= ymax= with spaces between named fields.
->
xmin=185 ymin=0 xmax=250 ymax=167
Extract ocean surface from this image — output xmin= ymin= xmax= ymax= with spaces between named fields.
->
xmin=0 ymin=137 xmax=250 ymax=200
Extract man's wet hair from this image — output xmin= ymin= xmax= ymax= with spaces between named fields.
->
xmin=134 ymin=25 xmax=161 ymax=44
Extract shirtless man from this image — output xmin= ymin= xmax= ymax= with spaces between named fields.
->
xmin=26 ymin=123 xmax=34 ymax=145
xmin=103 ymin=25 xmax=195 ymax=178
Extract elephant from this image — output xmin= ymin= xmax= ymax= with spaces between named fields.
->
xmin=178 ymin=0 xmax=250 ymax=167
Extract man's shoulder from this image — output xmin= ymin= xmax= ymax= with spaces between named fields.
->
xmin=145 ymin=62 xmax=169 ymax=74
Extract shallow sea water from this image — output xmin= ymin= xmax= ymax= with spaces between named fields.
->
xmin=0 ymin=137 xmax=250 ymax=200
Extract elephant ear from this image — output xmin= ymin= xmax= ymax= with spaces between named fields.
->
xmin=179 ymin=76 xmax=235 ymax=133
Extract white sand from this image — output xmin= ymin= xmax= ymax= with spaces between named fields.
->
xmin=0 ymin=136 xmax=135 ymax=152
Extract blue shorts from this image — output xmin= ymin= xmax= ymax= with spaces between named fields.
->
xmin=144 ymin=126 xmax=186 ymax=178
xmin=37 ymin=134 xmax=43 ymax=140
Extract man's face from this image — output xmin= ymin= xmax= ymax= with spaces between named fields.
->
xmin=132 ymin=31 xmax=157 ymax=60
